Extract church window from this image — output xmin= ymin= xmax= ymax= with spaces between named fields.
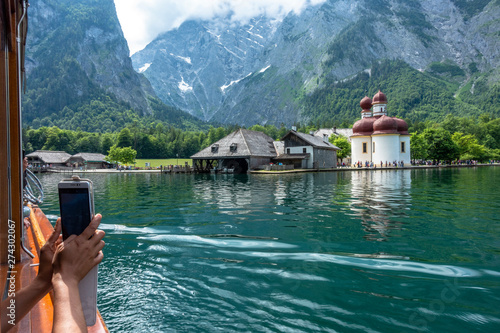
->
xmin=401 ymin=142 xmax=406 ymax=153
xmin=362 ymin=142 xmax=367 ymax=154
xmin=372 ymin=142 xmax=375 ymax=153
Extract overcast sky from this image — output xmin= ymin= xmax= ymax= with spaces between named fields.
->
xmin=114 ymin=0 xmax=326 ymax=55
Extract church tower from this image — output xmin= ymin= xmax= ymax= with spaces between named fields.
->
xmin=372 ymin=90 xmax=387 ymax=117
xmin=350 ymin=91 xmax=411 ymax=166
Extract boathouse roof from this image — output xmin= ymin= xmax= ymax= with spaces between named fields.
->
xmin=282 ymin=130 xmax=340 ymax=150
xmin=26 ymin=150 xmax=72 ymax=164
xmin=191 ymin=129 xmax=277 ymax=159
xmin=69 ymin=153 xmax=107 ymax=162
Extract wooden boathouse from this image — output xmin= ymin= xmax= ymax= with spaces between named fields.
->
xmin=191 ymin=129 xmax=277 ymax=173
xmin=26 ymin=150 xmax=71 ymax=168
xmin=68 ymin=152 xmax=109 ymax=169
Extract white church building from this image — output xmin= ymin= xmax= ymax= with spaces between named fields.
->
xmin=350 ymin=91 xmax=410 ymax=166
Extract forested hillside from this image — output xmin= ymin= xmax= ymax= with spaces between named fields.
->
xmin=23 ymin=0 xmax=203 ymax=132
xmin=133 ymin=0 xmax=500 ymax=127
xmin=23 ymin=124 xmax=240 ymax=159
xmin=21 ymin=0 xmax=500 ymax=161
xmin=302 ymin=60 xmax=499 ymax=127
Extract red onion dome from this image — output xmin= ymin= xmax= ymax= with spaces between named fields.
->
xmin=360 ymin=96 xmax=372 ymax=110
xmin=372 ymin=90 xmax=387 ymax=104
xmin=352 ymin=117 xmax=377 ymax=136
xmin=373 ymin=115 xmax=398 ymax=135
xmin=394 ymin=117 xmax=409 ymax=135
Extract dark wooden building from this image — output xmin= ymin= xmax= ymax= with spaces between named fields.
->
xmin=276 ymin=130 xmax=340 ymax=169
xmin=191 ymin=129 xmax=277 ymax=173
xmin=68 ymin=153 xmax=109 ymax=169
xmin=26 ymin=150 xmax=71 ymax=168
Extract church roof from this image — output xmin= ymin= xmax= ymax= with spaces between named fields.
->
xmin=353 ymin=91 xmax=409 ymax=136
xmin=352 ymin=117 xmax=378 ymax=136
xmin=360 ymin=96 xmax=373 ymax=110
xmin=394 ymin=118 xmax=409 ymax=135
xmin=373 ymin=115 xmax=398 ymax=135
xmin=372 ymin=90 xmax=387 ymax=104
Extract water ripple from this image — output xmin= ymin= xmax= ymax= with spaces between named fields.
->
xmin=223 ymin=251 xmax=481 ymax=277
xmin=138 ymin=234 xmax=297 ymax=249
xmin=37 ymin=169 xmax=500 ymax=333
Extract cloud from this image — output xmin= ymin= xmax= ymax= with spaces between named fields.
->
xmin=115 ymin=0 xmax=326 ymax=55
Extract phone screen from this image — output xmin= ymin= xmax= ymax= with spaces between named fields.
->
xmin=59 ymin=187 xmax=92 ymax=239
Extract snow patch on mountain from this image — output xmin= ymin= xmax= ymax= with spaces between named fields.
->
xmin=258 ymin=65 xmax=271 ymax=73
xmin=221 ymin=72 xmax=253 ymax=92
xmin=178 ymin=77 xmax=193 ymax=93
xmin=170 ymin=53 xmax=192 ymax=64
xmin=138 ymin=63 xmax=151 ymax=73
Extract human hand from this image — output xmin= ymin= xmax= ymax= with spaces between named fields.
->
xmin=23 ymin=217 xmax=31 ymax=229
xmin=36 ymin=218 xmax=63 ymax=289
xmin=52 ymin=214 xmax=105 ymax=286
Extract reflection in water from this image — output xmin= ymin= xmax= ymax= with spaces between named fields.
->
xmin=192 ymin=170 xmax=413 ymax=244
xmin=273 ymin=178 xmax=287 ymax=206
xmin=349 ymin=170 xmax=411 ymax=241
xmin=193 ymin=174 xmax=257 ymax=216
xmin=34 ymin=169 xmax=500 ymax=333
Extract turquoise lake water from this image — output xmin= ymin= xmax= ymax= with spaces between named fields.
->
xmin=38 ymin=167 xmax=500 ymax=332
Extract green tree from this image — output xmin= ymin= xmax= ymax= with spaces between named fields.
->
xmin=116 ymin=128 xmax=133 ymax=148
xmin=42 ymin=127 xmax=75 ymax=153
xmin=215 ymin=127 xmax=227 ymax=142
xmin=410 ymin=132 xmax=428 ymax=160
xmin=106 ymin=145 xmax=137 ymax=165
xmin=484 ymin=118 xmax=500 ymax=149
xmin=277 ymin=125 xmax=289 ymax=139
xmin=101 ymin=133 xmax=115 ymax=155
xmin=120 ymin=147 xmax=137 ymax=165
xmin=87 ymin=134 xmax=101 ymax=153
xmin=422 ymin=127 xmax=459 ymax=162
xmin=106 ymin=145 xmax=120 ymax=164
xmin=329 ymin=135 xmax=351 ymax=161
xmin=248 ymin=124 xmax=266 ymax=133
xmin=27 ymin=127 xmax=49 ymax=151
xmin=75 ymin=136 xmax=92 ymax=153
xmin=451 ymin=132 xmax=488 ymax=161
xmin=137 ymin=135 xmax=158 ymax=158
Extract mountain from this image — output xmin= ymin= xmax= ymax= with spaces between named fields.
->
xmin=133 ymin=0 xmax=500 ymax=126
xmin=131 ymin=16 xmax=279 ymax=121
xmin=23 ymin=0 xmax=201 ymax=132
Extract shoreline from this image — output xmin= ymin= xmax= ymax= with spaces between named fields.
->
xmin=48 ymin=168 xmax=164 ymax=173
xmin=41 ymin=163 xmax=500 ymax=174
xmin=250 ymin=163 xmax=499 ymax=174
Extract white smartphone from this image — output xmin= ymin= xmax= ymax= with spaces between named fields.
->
xmin=58 ymin=176 xmax=98 ymax=326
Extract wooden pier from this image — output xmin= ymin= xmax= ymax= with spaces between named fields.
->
xmin=162 ymin=164 xmax=193 ymax=174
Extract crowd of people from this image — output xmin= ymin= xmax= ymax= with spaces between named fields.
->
xmin=350 ymin=160 xmax=407 ymax=168
xmin=339 ymin=159 xmax=498 ymax=168
xmin=410 ymin=159 xmax=498 ymax=166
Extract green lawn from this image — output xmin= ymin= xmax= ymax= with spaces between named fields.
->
xmin=134 ymin=159 xmax=192 ymax=168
